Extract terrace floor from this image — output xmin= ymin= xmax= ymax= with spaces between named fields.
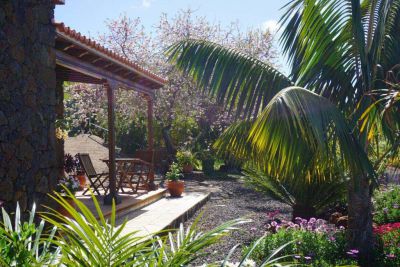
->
xmin=73 ymin=178 xmax=212 ymax=237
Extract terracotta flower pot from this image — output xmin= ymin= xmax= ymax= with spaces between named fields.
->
xmin=182 ymin=164 xmax=194 ymax=174
xmin=58 ymin=197 xmax=77 ymax=218
xmin=75 ymin=173 xmax=87 ymax=189
xmin=167 ymin=180 xmax=184 ymax=197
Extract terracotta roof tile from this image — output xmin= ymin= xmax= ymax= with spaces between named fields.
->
xmin=54 ymin=22 xmax=167 ymax=86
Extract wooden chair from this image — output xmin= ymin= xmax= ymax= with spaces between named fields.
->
xmin=76 ymin=153 xmax=109 ymax=196
xmin=124 ymin=160 xmax=152 ymax=192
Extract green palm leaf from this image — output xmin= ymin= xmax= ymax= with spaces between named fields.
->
xmin=167 ymin=39 xmax=293 ymax=118
xmin=215 ymin=87 xmax=375 ymax=185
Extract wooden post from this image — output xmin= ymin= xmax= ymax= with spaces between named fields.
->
xmin=145 ymin=94 xmax=156 ymax=190
xmin=104 ymin=80 xmax=121 ymax=205
xmin=146 ymin=95 xmax=154 ymax=152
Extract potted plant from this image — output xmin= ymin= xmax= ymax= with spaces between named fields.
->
xmin=64 ymin=154 xmax=86 ymax=189
xmin=55 ymin=175 xmax=80 ymax=217
xmin=165 ymin=162 xmax=184 ymax=197
xmin=176 ymin=150 xmax=197 ymax=173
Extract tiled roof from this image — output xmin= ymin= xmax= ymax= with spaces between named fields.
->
xmin=55 ymin=22 xmax=167 ymax=86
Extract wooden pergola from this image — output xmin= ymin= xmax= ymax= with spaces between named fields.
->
xmin=54 ymin=23 xmax=167 ymax=204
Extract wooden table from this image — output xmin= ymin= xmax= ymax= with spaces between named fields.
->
xmin=102 ymin=158 xmax=152 ymax=193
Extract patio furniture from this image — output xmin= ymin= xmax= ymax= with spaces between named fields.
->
xmin=77 ymin=153 xmax=109 ymax=196
xmin=102 ymin=158 xmax=152 ymax=193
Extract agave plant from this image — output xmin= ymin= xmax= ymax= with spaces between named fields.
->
xmin=167 ymin=0 xmax=400 ymax=262
xmin=0 ymin=203 xmax=60 ymax=266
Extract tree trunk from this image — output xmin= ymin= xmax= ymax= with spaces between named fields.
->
xmin=161 ymin=125 xmax=176 ymax=156
xmin=292 ymin=204 xmax=316 ymax=221
xmin=347 ymin=176 xmax=374 ymax=266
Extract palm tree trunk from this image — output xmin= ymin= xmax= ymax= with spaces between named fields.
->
xmin=161 ymin=124 xmax=176 ymax=156
xmin=347 ymin=176 xmax=374 ymax=265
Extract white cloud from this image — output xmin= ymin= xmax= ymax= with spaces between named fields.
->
xmin=142 ymin=0 xmax=152 ymax=8
xmin=262 ymin=20 xmax=279 ymax=33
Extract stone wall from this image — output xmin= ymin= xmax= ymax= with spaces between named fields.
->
xmin=0 ymin=0 xmax=57 ymax=212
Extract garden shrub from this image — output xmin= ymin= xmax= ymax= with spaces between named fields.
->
xmin=0 ymin=204 xmax=59 ymax=266
xmin=373 ymin=223 xmax=400 ymax=267
xmin=246 ymin=218 xmax=357 ymax=266
xmin=244 ymin=168 xmax=347 ymax=219
xmin=373 ymin=185 xmax=400 ymax=224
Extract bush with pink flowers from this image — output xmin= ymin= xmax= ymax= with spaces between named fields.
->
xmin=246 ymin=217 xmax=357 ymax=266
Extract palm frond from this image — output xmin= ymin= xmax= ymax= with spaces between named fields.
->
xmin=149 ymin=217 xmax=249 ymax=266
xmin=249 ymin=87 xmax=375 ymax=183
xmin=214 ymin=87 xmax=375 ymax=187
xmin=42 ymin=189 xmax=152 ymax=266
xmin=167 ymin=39 xmax=293 ymax=118
xmin=244 ymin=168 xmax=347 ymax=213
xmin=280 ymin=0 xmax=359 ymax=111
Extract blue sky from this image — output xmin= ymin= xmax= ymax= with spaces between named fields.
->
xmin=55 ymin=0 xmax=290 ymax=72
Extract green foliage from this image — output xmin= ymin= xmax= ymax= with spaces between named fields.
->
xmin=244 ymin=168 xmax=347 ymax=216
xmin=176 ymin=150 xmax=198 ymax=167
xmin=376 ymin=228 xmax=400 ymax=267
xmin=171 ymin=116 xmax=200 ymax=148
xmin=373 ymin=185 xmax=400 ymax=224
xmin=145 ymin=214 xmax=250 ymax=266
xmin=43 ymin=190 xmax=150 ymax=266
xmin=167 ymin=39 xmax=292 ymax=119
xmin=217 ymin=236 xmax=293 ymax=267
xmin=0 ymin=203 xmax=59 ymax=267
xmin=114 ymin=115 xmax=148 ymax=155
xmin=213 ymin=88 xmax=374 ymax=187
xmin=0 ymin=189 xmax=297 ymax=266
xmin=42 ymin=188 xmax=255 ymax=266
xmin=247 ymin=229 xmax=356 ymax=266
xmin=165 ymin=162 xmax=184 ymax=181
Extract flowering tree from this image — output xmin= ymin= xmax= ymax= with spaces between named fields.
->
xmin=65 ymin=9 xmax=277 ymax=156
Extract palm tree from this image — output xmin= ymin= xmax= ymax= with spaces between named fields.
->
xmin=167 ymin=0 xmax=400 ymax=263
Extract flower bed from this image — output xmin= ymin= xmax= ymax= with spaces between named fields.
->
xmin=246 ymin=217 xmax=357 ymax=266
xmin=373 ymin=185 xmax=400 ymax=224
xmin=374 ymin=223 xmax=400 ymax=266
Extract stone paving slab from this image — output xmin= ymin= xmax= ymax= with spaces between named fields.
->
xmin=117 ymin=191 xmax=210 ymax=236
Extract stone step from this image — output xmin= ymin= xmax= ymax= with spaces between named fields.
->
xmin=76 ymin=188 xmax=167 ymax=220
xmin=117 ymin=191 xmax=210 ymax=236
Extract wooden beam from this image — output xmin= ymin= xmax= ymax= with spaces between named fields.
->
xmin=78 ymin=51 xmax=90 ymax=58
xmin=56 ymin=51 xmax=154 ymax=96
xmin=103 ymin=62 xmax=114 ymax=69
xmin=103 ymin=80 xmax=121 ymax=205
xmin=63 ymin=44 xmax=75 ymax=51
xmin=92 ymin=58 xmax=102 ymax=64
xmin=145 ymin=94 xmax=156 ymax=190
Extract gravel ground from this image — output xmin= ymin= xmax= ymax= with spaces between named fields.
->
xmin=182 ymin=175 xmax=291 ymax=265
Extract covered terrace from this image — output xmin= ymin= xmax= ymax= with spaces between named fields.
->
xmin=54 ymin=22 xmax=167 ymax=204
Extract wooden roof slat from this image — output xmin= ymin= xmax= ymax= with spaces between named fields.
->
xmin=63 ymin=44 xmax=75 ymax=51
xmin=78 ymin=51 xmax=90 ymax=58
